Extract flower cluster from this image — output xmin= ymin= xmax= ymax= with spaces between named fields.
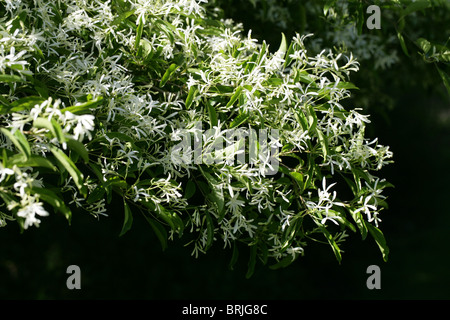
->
xmin=0 ymin=0 xmax=392 ymax=274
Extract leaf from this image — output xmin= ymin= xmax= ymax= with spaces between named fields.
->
xmin=119 ymin=200 xmax=133 ymax=237
xmin=0 ymin=74 xmax=25 ymax=83
xmin=160 ymin=63 xmax=179 ymax=88
xmin=350 ymin=209 xmax=368 ymax=240
xmin=204 ymin=211 xmax=214 ymax=250
xmin=50 ymin=146 xmax=87 ymax=197
xmin=276 ymin=32 xmax=287 ymax=57
xmin=185 ymin=86 xmax=197 ymax=109
xmin=269 ymin=255 xmax=296 ymax=270
xmin=246 ymin=245 xmax=258 ymax=279
xmin=9 ymin=154 xmax=57 ymax=171
xmin=437 ymin=66 xmax=450 ymax=96
xmin=8 ymin=96 xmax=45 ymax=113
xmin=66 ymin=139 xmax=89 ymax=164
xmin=143 ymin=214 xmax=168 ymax=251
xmin=61 ymin=97 xmax=103 ymax=114
xmin=416 ymin=37 xmax=432 ymax=54
xmin=397 ymin=32 xmax=410 ymax=57
xmin=134 ymin=15 xmax=144 ymax=52
xmin=229 ymin=242 xmax=239 ymax=271
xmin=401 ymin=0 xmax=431 ymax=17
xmin=0 ymin=128 xmax=31 ymax=159
xmin=316 ymin=129 xmax=329 ymax=160
xmin=207 ymin=101 xmax=218 ymax=128
xmin=289 ymin=172 xmax=304 ymax=191
xmin=111 ymin=10 xmax=135 ymax=26
xmin=230 ymin=112 xmax=249 ymax=129
xmin=185 ymin=180 xmax=196 ymax=200
xmin=87 ymin=185 xmax=106 ymax=204
xmin=319 ymin=224 xmax=342 ymax=263
xmin=226 ymin=86 xmax=243 ymax=108
xmin=365 ymin=221 xmax=390 ymax=262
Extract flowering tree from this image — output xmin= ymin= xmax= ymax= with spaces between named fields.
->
xmin=0 ymin=0 xmax=392 ymax=277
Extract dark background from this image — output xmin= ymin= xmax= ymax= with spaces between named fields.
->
xmin=1 ymin=1 xmax=450 ymax=300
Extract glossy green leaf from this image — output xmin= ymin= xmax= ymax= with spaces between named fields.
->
xmin=120 ymin=200 xmax=133 ymax=237
xmin=50 ymin=146 xmax=87 ymax=197
xmin=160 ymin=63 xmax=179 ymax=87
xmin=0 ymin=128 xmax=31 ymax=159
xmin=229 ymin=242 xmax=239 ymax=271
xmin=204 ymin=211 xmax=214 ymax=250
xmin=61 ymin=96 xmax=103 ymax=114
xmin=365 ymin=221 xmax=389 ymax=262
xmin=246 ymin=244 xmax=258 ymax=279
xmin=66 ymin=139 xmax=89 ymax=164
xmin=185 ymin=86 xmax=197 ymax=109
xmin=226 ymin=86 xmax=243 ymax=108
xmin=134 ymin=15 xmax=144 ymax=52
xmin=185 ymin=180 xmax=196 ymax=200
xmin=229 ymin=112 xmax=249 ymax=129
xmin=0 ymin=74 xmax=25 ymax=83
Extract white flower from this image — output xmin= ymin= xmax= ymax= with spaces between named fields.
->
xmin=0 ymin=164 xmax=14 ymax=182
xmin=226 ymin=192 xmax=245 ymax=215
xmin=17 ymin=197 xmax=49 ymax=229
xmin=73 ymin=114 xmax=95 ymax=141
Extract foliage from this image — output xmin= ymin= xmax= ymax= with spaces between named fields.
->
xmin=215 ymin=0 xmax=450 ymax=116
xmin=0 ymin=0 xmax=393 ymax=275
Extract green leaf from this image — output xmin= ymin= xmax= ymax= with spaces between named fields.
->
xmin=276 ymin=33 xmax=287 ymax=57
xmin=7 ymin=96 xmax=45 ymax=113
xmin=160 ymin=63 xmax=179 ymax=88
xmin=185 ymin=180 xmax=196 ymax=200
xmin=61 ymin=96 xmax=103 ymax=114
xmin=365 ymin=222 xmax=389 ymax=262
xmin=229 ymin=242 xmax=239 ymax=271
xmin=289 ymin=172 xmax=304 ymax=191
xmin=226 ymin=86 xmax=243 ymax=108
xmin=416 ymin=37 xmax=432 ymax=54
xmin=246 ymin=245 xmax=258 ymax=279
xmin=437 ymin=66 xmax=450 ymax=96
xmin=111 ymin=10 xmax=135 ymax=26
xmin=269 ymin=255 xmax=296 ymax=270
xmin=397 ymin=32 xmax=410 ymax=57
xmin=143 ymin=213 xmax=168 ymax=251
xmin=9 ymin=154 xmax=57 ymax=171
xmin=87 ymin=185 xmax=106 ymax=204
xmin=50 ymin=146 xmax=87 ymax=197
xmin=204 ymin=211 xmax=214 ymax=250
xmin=401 ymin=0 xmax=431 ymax=17
xmin=230 ymin=112 xmax=249 ymax=129
xmin=207 ymin=101 xmax=218 ymax=128
xmin=120 ymin=200 xmax=133 ymax=237
xmin=319 ymin=225 xmax=342 ymax=263
xmin=316 ymin=129 xmax=329 ymax=159
xmin=0 ymin=74 xmax=25 ymax=83
xmin=0 ymin=128 xmax=31 ymax=159
xmin=185 ymin=86 xmax=197 ymax=109
xmin=66 ymin=139 xmax=89 ymax=163
xmin=134 ymin=15 xmax=144 ymax=52
xmin=350 ymin=209 xmax=368 ymax=240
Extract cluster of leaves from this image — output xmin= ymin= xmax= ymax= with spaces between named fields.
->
xmin=0 ymin=0 xmax=392 ymax=276
xmin=215 ymin=0 xmax=450 ymax=117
